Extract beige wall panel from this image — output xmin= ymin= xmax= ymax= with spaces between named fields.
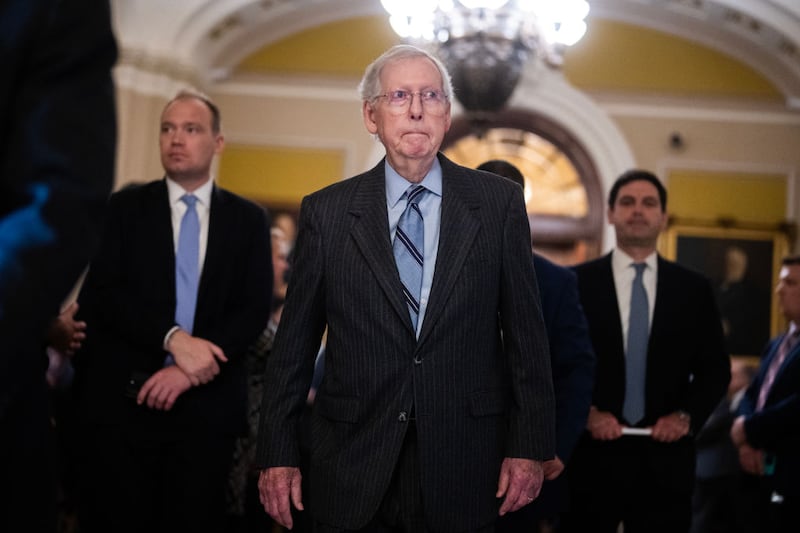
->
xmin=213 ymin=91 xmax=385 ymax=177
xmin=114 ymin=86 xmax=169 ymax=189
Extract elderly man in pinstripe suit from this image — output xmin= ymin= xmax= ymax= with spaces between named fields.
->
xmin=256 ymin=44 xmax=555 ymax=533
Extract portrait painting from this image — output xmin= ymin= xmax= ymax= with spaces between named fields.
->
xmin=661 ymin=225 xmax=790 ymax=358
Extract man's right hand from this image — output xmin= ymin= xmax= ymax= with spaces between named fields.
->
xmin=587 ymin=406 xmax=623 ymax=440
xmin=738 ymin=443 xmax=764 ymax=475
xmin=543 ymin=456 xmax=565 ymax=481
xmin=166 ymin=329 xmax=227 ymax=385
xmin=259 ymin=466 xmax=304 ymax=529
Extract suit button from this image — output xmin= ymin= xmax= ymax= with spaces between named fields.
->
xmin=414 ymin=356 xmax=423 ymax=365
xmin=398 ymin=411 xmax=408 ymax=422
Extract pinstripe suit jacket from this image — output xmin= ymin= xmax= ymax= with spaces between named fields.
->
xmin=256 ymin=154 xmax=555 ymax=531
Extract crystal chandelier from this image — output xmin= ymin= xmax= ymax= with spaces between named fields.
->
xmin=380 ymin=0 xmax=590 ymax=114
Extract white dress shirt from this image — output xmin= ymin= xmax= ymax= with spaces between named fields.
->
xmin=612 ymin=248 xmax=658 ymax=352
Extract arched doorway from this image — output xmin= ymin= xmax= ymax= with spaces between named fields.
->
xmin=443 ymin=108 xmax=604 ymax=265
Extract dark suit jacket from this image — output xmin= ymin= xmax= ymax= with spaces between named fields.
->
xmin=533 ymin=254 xmax=595 ymax=464
xmin=499 ymin=254 xmax=595 ymax=531
xmin=74 ymin=179 xmax=272 ymax=436
xmin=256 ymin=154 xmax=556 ymax=531
xmin=738 ymin=333 xmax=800 ymax=496
xmin=570 ymin=253 xmax=729 ymax=494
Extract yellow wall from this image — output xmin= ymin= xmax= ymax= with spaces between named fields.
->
xmin=218 ymin=145 xmax=345 ymax=206
xmin=667 ymin=170 xmax=787 ymax=223
xmin=564 ymin=20 xmax=780 ymax=99
xmin=238 ymin=16 xmax=781 ymax=100
xmin=235 ymin=16 xmax=400 ymax=77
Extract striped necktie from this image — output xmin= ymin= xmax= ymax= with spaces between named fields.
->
xmin=756 ymin=329 xmax=799 ymax=410
xmin=393 ymin=184 xmax=426 ymax=331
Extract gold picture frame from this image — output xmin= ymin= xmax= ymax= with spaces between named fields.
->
xmin=659 ymin=224 xmax=791 ymax=358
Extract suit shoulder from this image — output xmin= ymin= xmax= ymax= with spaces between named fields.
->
xmin=534 ymin=253 xmax=573 ymax=284
xmin=214 ymin=186 xmax=269 ymax=218
xmin=107 ymin=179 xmax=163 ymax=209
xmin=307 ymin=173 xmax=364 ymax=199
xmin=658 ymin=256 xmax=713 ymax=288
xmin=572 ymin=254 xmax=610 ymax=276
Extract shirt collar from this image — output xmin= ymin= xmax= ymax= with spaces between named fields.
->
xmin=612 ymin=247 xmax=657 ymax=272
xmin=165 ymin=176 xmax=214 ymax=207
xmin=385 ymin=158 xmax=443 ymax=208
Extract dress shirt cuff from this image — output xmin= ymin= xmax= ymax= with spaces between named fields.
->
xmin=163 ymin=325 xmax=181 ymax=351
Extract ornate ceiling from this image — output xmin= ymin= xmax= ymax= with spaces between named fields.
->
xmin=112 ymin=0 xmax=800 ymax=107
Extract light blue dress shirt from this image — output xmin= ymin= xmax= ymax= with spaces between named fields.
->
xmin=386 ymin=159 xmax=442 ymax=337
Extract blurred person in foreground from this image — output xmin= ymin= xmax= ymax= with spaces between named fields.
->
xmin=0 ymin=1 xmax=116 ymax=531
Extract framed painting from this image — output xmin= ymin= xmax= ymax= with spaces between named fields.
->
xmin=660 ymin=224 xmax=791 ymax=358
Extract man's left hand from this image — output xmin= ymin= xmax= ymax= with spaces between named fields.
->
xmin=730 ymin=415 xmax=748 ymax=447
xmin=496 ymin=457 xmax=544 ymax=515
xmin=651 ymin=411 xmax=691 ymax=442
xmin=137 ymin=366 xmax=192 ymax=410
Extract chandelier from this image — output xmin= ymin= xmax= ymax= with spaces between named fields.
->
xmin=380 ymin=0 xmax=590 ymax=114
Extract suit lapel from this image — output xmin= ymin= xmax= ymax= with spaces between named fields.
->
xmin=196 ymin=185 xmax=226 ymax=318
xmin=769 ymin=332 xmax=800 ymax=388
xmin=150 ymin=179 xmax=177 ymax=292
xmin=348 ymin=162 xmax=415 ymax=334
xmin=598 ymin=253 xmax=625 ymax=352
xmin=418 ymin=156 xmax=481 ymax=345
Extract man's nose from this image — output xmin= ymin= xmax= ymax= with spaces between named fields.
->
xmin=408 ymin=92 xmax=423 ymax=118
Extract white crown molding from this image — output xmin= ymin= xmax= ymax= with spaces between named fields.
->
xmin=600 ymin=100 xmax=800 ymax=125
xmin=213 ymin=77 xmax=360 ymax=103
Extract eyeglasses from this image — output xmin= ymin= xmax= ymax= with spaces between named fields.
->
xmin=373 ymin=90 xmax=449 ymax=115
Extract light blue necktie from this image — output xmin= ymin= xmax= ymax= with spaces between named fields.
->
xmin=624 ymin=262 xmax=648 ymax=425
xmin=175 ymin=194 xmax=200 ymax=334
xmin=393 ymin=185 xmax=426 ymax=331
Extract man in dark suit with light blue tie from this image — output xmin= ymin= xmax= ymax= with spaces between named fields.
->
xmin=476 ymin=160 xmax=596 ymax=533
xmin=256 ymin=45 xmax=555 ymax=533
xmin=732 ymin=255 xmax=800 ymax=532
xmin=73 ymin=91 xmax=272 ymax=533
xmin=562 ymin=170 xmax=730 ymax=533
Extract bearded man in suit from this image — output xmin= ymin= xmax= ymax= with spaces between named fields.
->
xmin=256 ymin=45 xmax=556 ymax=533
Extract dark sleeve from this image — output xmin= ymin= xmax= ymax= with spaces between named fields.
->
xmin=499 ymin=186 xmax=556 ymax=461
xmin=76 ymin=190 xmax=178 ymax=368
xmin=256 ymin=195 xmax=328 ymax=468
xmin=743 ymin=340 xmax=800 ymax=449
xmin=686 ymin=276 xmax=731 ymax=434
xmin=201 ymin=201 xmax=273 ymax=359
xmin=547 ymin=267 xmax=596 ymax=462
